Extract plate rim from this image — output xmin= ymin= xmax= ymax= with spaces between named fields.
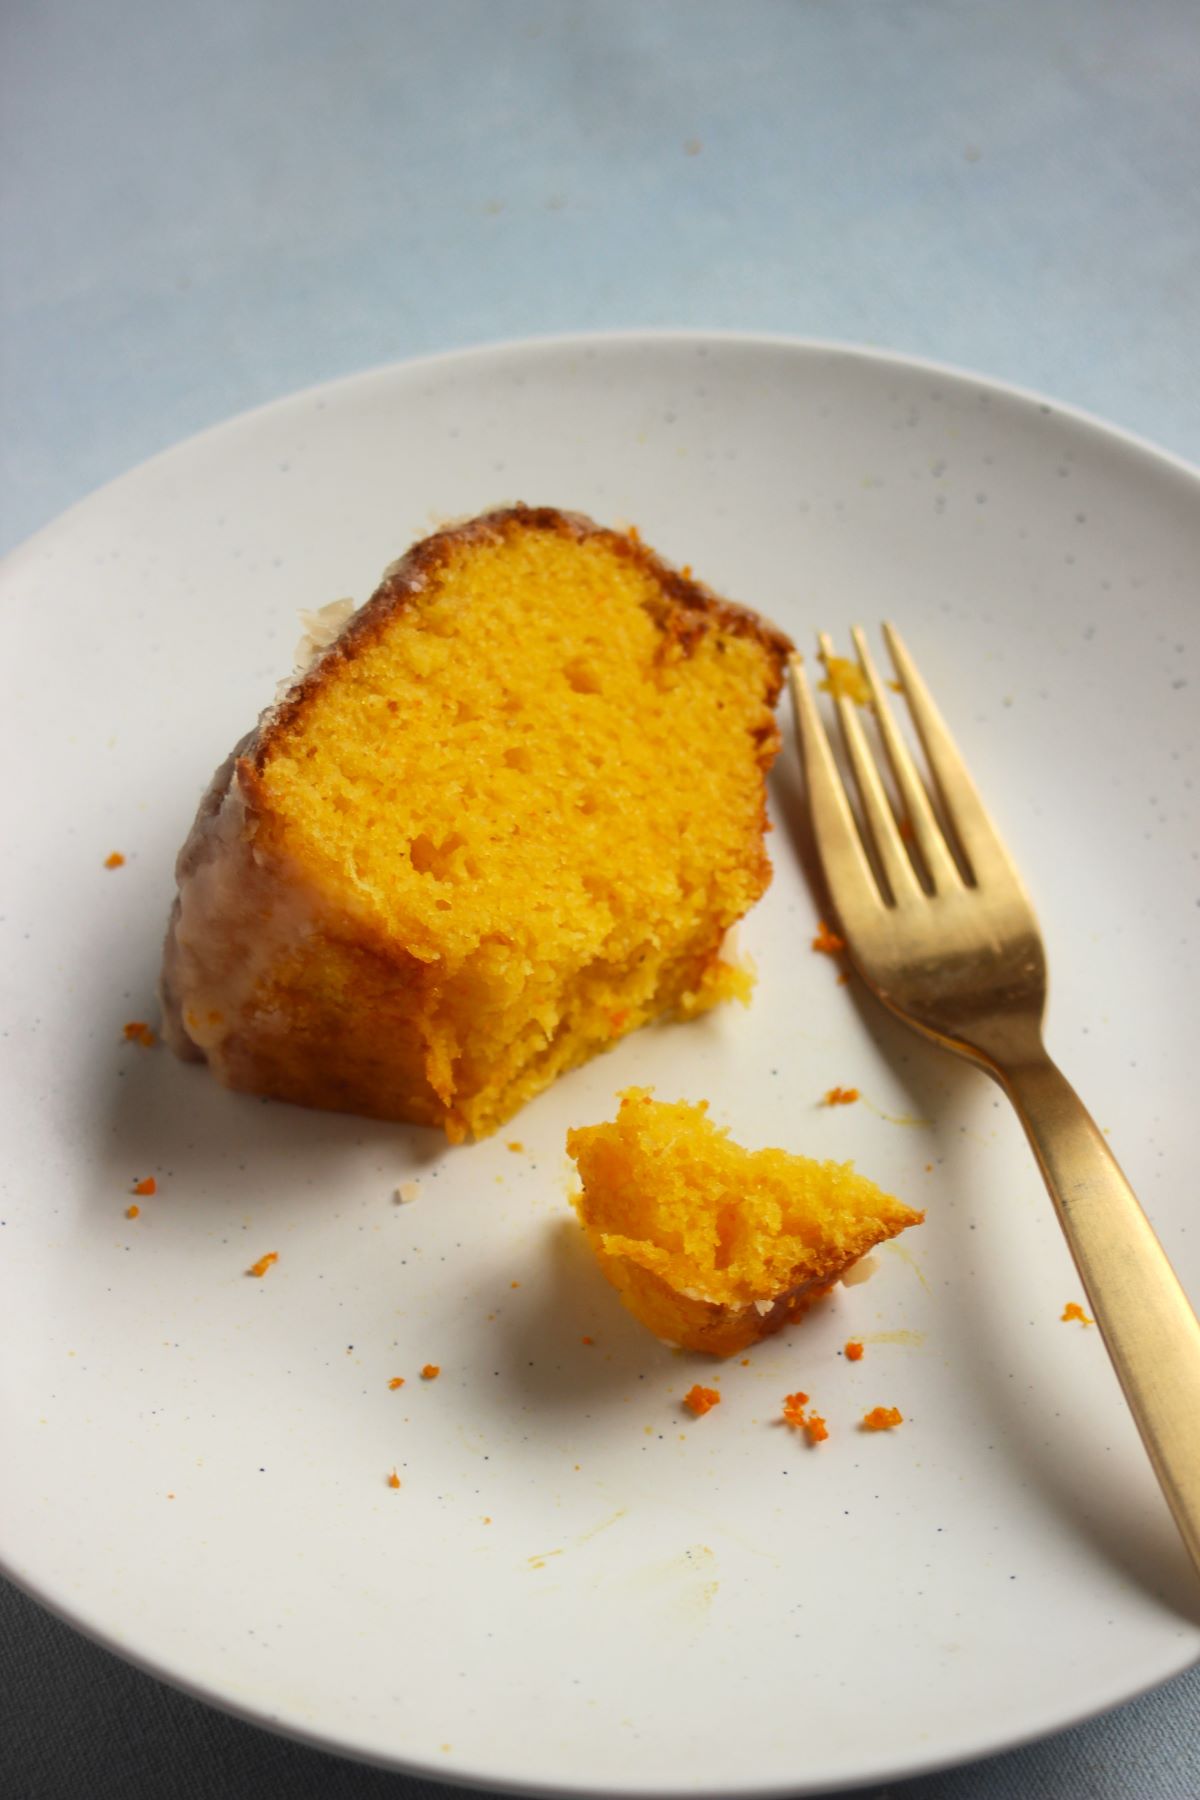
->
xmin=2 ymin=328 xmax=1197 ymax=574
xmin=3 ymin=327 xmax=1199 ymax=1796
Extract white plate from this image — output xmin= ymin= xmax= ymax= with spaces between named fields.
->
xmin=2 ymin=334 xmax=1198 ymax=1796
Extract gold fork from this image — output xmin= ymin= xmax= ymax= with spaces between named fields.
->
xmin=790 ymin=625 xmax=1200 ymax=1574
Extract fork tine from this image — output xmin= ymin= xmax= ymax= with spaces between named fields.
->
xmin=818 ymin=634 xmax=923 ymax=908
xmin=850 ymin=626 xmax=963 ymax=894
xmin=882 ymin=623 xmax=1011 ymax=886
xmin=788 ymin=655 xmax=886 ymax=933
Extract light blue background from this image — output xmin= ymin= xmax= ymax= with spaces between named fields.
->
xmin=2 ymin=2 xmax=1198 ymax=1795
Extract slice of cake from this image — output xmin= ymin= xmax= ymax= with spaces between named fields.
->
xmin=566 ymin=1089 xmax=924 ymax=1354
xmin=161 ymin=507 xmax=791 ymax=1141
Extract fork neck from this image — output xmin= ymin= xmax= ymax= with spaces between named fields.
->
xmin=939 ymin=1009 xmax=1048 ymax=1079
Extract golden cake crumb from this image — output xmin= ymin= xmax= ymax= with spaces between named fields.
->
xmin=387 ymin=1469 xmax=401 ymax=1489
xmin=133 ymin=1177 xmax=156 ymax=1197
xmin=844 ymin=1339 xmax=864 ymax=1361
xmin=567 ymin=1088 xmax=923 ymax=1355
xmin=811 ymin=920 xmax=845 ymax=956
xmin=421 ymin=1363 xmax=440 ymax=1380
xmin=388 ymin=1377 xmax=405 ymax=1390
xmin=819 ymin=656 xmax=871 ymax=706
xmin=247 ymin=1252 xmax=278 ymax=1278
xmin=125 ymin=1204 xmax=140 ymax=1220
xmin=862 ymin=1406 xmax=903 ymax=1431
xmin=823 ymin=1086 xmax=860 ymax=1106
xmin=683 ymin=1384 xmax=721 ymax=1417
xmin=104 ymin=851 xmax=125 ymax=870
xmin=1061 ymin=1301 xmax=1095 ymax=1327
xmin=122 ymin=1021 xmax=156 ymax=1047
xmin=781 ymin=1391 xmax=829 ymax=1443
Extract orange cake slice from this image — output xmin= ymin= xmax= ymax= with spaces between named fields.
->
xmin=566 ymin=1088 xmax=924 ymax=1354
xmin=161 ymin=507 xmax=791 ymax=1141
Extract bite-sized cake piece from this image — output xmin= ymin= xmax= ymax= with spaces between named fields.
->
xmin=566 ymin=1089 xmax=924 ymax=1354
xmin=161 ymin=507 xmax=791 ymax=1142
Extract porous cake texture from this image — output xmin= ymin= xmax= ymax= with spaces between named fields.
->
xmin=162 ymin=507 xmax=791 ymax=1141
xmin=567 ymin=1089 xmax=924 ymax=1354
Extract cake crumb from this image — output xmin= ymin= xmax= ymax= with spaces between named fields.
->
xmin=388 ymin=1377 xmax=405 ymax=1390
xmin=104 ymin=851 xmax=125 ymax=869
xmin=133 ymin=1177 xmax=157 ymax=1197
xmin=811 ymin=920 xmax=845 ymax=956
xmin=122 ymin=1021 xmax=156 ymax=1047
xmin=387 ymin=1469 xmax=401 ymax=1489
xmin=395 ymin=1181 xmax=421 ymax=1205
xmin=1061 ymin=1301 xmax=1095 ymax=1327
xmin=862 ymin=1406 xmax=903 ymax=1431
xmin=125 ymin=1204 xmax=140 ymax=1220
xmin=819 ymin=656 xmax=871 ymax=706
xmin=247 ymin=1252 xmax=278 ymax=1278
xmin=506 ymin=1140 xmax=524 ymax=1153
xmin=782 ymin=1392 xmax=829 ymax=1443
xmin=683 ymin=1384 xmax=721 ymax=1417
xmin=823 ymin=1086 xmax=860 ymax=1106
xmin=581 ymin=1335 xmax=594 ymax=1346
xmin=844 ymin=1339 xmax=864 ymax=1361
xmin=421 ymin=1363 xmax=440 ymax=1380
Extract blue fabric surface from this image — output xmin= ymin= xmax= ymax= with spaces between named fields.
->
xmin=2 ymin=1 xmax=1198 ymax=1794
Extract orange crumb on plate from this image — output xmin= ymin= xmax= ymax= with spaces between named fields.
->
xmin=1061 ymin=1302 xmax=1096 ymax=1327
xmin=247 ymin=1252 xmax=278 ymax=1278
xmin=506 ymin=1140 xmax=524 ymax=1152
xmin=133 ymin=1177 xmax=156 ymax=1197
xmin=421 ymin=1363 xmax=440 ymax=1380
xmin=581 ymin=1335 xmax=594 ymax=1346
xmin=811 ymin=920 xmax=845 ymax=956
xmin=122 ymin=1021 xmax=156 ymax=1047
xmin=823 ymin=1086 xmax=860 ymax=1106
xmin=104 ymin=851 xmax=125 ymax=869
xmin=125 ymin=1204 xmax=140 ymax=1220
xmin=844 ymin=1340 xmax=864 ymax=1361
xmin=387 ymin=1469 xmax=401 ymax=1489
xmin=782 ymin=1391 xmax=828 ymax=1442
xmin=683 ymin=1384 xmax=721 ymax=1417
xmin=388 ymin=1377 xmax=405 ymax=1390
xmin=862 ymin=1406 xmax=904 ymax=1431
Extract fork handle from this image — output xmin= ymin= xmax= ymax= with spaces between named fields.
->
xmin=997 ymin=1050 xmax=1200 ymax=1572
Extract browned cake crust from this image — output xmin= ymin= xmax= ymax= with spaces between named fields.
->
xmin=253 ymin=505 xmax=792 ymax=766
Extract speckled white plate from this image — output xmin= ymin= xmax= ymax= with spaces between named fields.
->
xmin=2 ymin=333 xmax=1198 ymax=1796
